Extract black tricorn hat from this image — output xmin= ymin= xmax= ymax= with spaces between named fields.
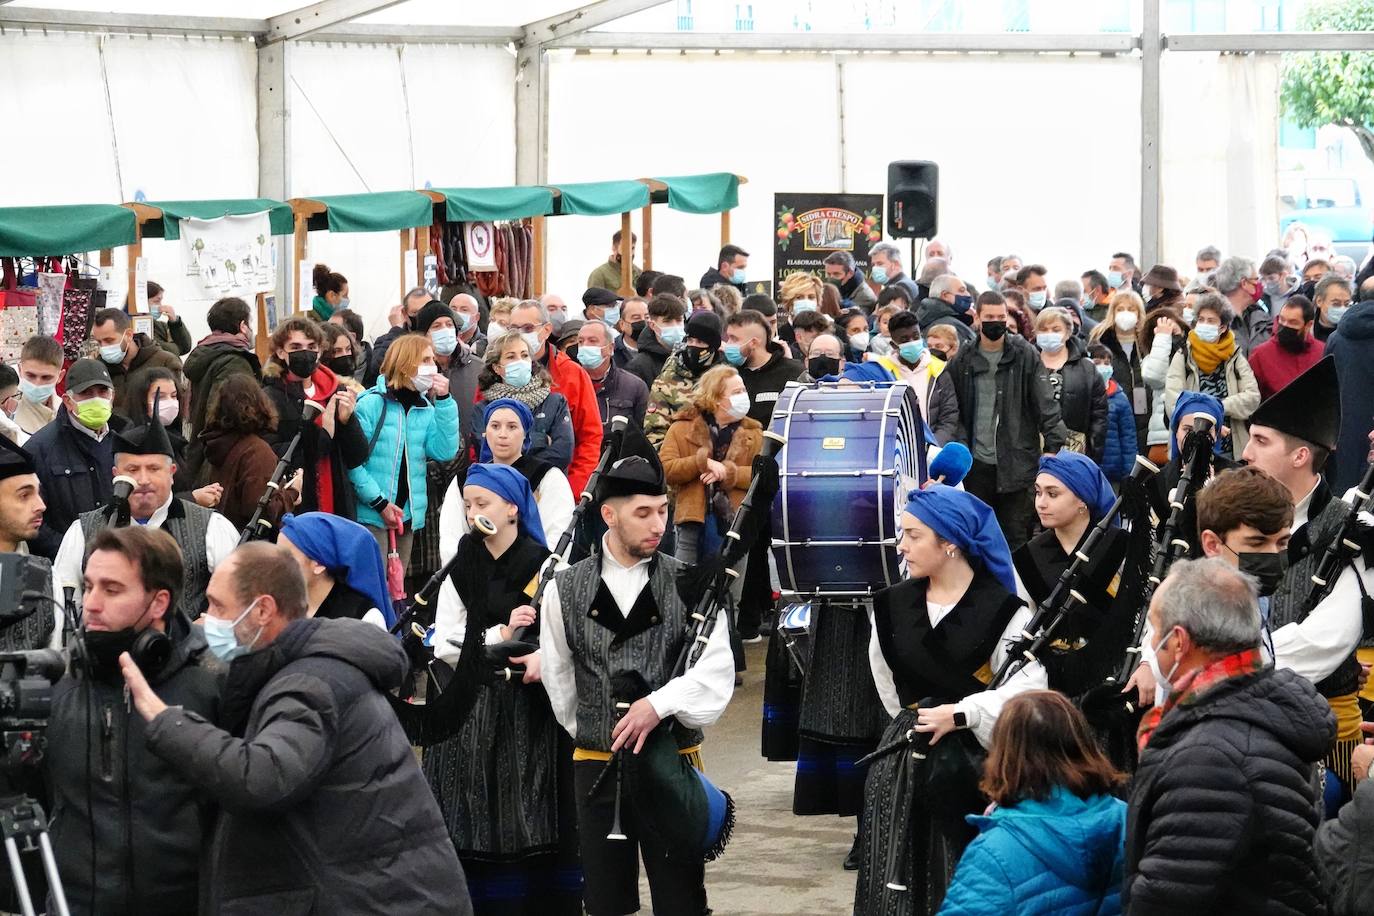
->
xmin=112 ymin=390 xmax=176 ymax=459
xmin=1248 ymin=355 xmax=1340 ymax=451
xmin=599 ymin=454 xmax=666 ymax=501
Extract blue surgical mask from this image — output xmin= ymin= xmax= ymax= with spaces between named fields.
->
xmin=1329 ymin=305 xmax=1350 ymax=324
xmin=1107 ymin=271 xmax=1125 ymax=289
xmin=202 ymin=599 xmax=261 ymax=662
xmin=1027 ymin=291 xmax=1048 ymax=311
xmin=871 ymin=265 xmax=889 ymax=285
xmin=455 ymin=312 xmax=472 ymax=333
xmin=99 ymin=341 xmax=126 ymax=365
xmin=503 ymin=359 xmax=533 ymax=388
xmin=953 ymin=294 xmax=974 ymax=313
xmin=723 ymin=343 xmax=746 ymax=366
xmin=520 ymin=331 xmax=542 ymax=356
xmin=898 ymin=340 xmax=925 ymax=364
xmin=1095 ymin=363 xmax=1114 ymax=382
xmin=659 ymin=324 xmax=686 ymax=347
xmin=1181 ymin=307 xmax=1195 ymax=324
xmin=604 ymin=306 xmax=621 ymax=326
xmin=19 ymin=379 xmax=54 ymax=404
xmin=430 ymin=328 xmax=458 ymax=356
xmin=732 ymin=269 xmax=746 ymax=285
xmin=1194 ymin=323 xmax=1221 ymax=343
xmin=1036 ymin=331 xmax=1064 ymax=352
xmin=337 ymin=297 xmax=350 ymax=311
xmin=576 ymin=345 xmax=605 ymax=370
xmin=792 ymin=300 xmax=817 ymax=315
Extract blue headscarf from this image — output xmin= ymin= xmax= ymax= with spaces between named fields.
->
xmin=1169 ymin=391 xmax=1225 ymax=461
xmin=1038 ymin=452 xmax=1116 ymax=525
xmin=279 ymin=512 xmax=395 ymax=627
xmin=839 ymin=361 xmax=897 ymax=384
xmin=904 ymin=485 xmax=1017 ymax=594
xmin=477 ymin=398 xmax=535 ymax=463
xmin=464 ymin=463 xmax=546 ymax=546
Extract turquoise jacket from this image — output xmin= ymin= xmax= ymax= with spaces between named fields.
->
xmin=939 ymin=787 xmax=1126 ymax=916
xmin=347 ymin=378 xmax=459 ymax=529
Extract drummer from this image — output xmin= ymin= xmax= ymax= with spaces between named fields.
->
xmin=1013 ymin=452 xmax=1129 ymax=698
xmin=856 ymin=485 xmax=1045 ymax=915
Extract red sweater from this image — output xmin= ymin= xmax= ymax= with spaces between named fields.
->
xmin=1247 ymin=330 xmax=1323 ymax=401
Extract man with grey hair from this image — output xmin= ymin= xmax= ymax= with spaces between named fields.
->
xmin=576 ymin=318 xmax=647 ymax=430
xmin=924 ymin=238 xmax=951 ymax=264
xmin=1214 ymin=256 xmax=1271 ymax=354
xmin=868 ymin=241 xmax=921 ymax=304
xmin=916 ymin=274 xmax=976 ymax=346
xmin=539 ymin=292 xmax=570 ymax=333
xmin=1125 ymin=555 xmax=1333 ymax=916
xmin=1331 ymin=254 xmax=1357 ymax=281
xmin=823 ymin=250 xmax=877 ymax=312
xmin=1196 ymin=245 xmax=1222 ymax=275
xmin=917 ymin=257 xmax=950 ymax=296
xmin=1313 ymin=273 xmax=1353 ymax=344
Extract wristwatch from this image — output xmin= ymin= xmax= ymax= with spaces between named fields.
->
xmin=952 ymin=710 xmax=968 ymax=729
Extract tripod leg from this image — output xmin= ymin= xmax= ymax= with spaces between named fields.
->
xmin=4 ymin=836 xmax=35 ymax=916
xmin=37 ymin=833 xmax=71 ymax=916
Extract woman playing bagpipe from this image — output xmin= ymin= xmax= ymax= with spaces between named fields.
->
xmin=1147 ymin=390 xmax=1234 ymax=556
xmin=423 ymin=463 xmax=581 ymax=915
xmin=855 ymin=485 xmax=1045 ymax=916
xmin=1014 ymin=452 xmax=1131 ymax=699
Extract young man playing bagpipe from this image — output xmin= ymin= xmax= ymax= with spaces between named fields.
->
xmin=539 ymin=454 xmax=736 ymax=916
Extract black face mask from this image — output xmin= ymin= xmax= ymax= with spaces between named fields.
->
xmin=1236 ymin=550 xmax=1288 ymax=597
xmin=630 ymin=320 xmax=648 ymax=340
xmin=981 ymin=321 xmax=1008 ymax=342
xmin=1276 ymin=325 xmax=1308 ymax=353
xmin=83 ymin=628 xmax=140 ymax=677
xmin=928 ymin=347 xmax=949 ymax=362
xmin=324 ymin=354 xmax=355 ymax=376
xmin=565 ymin=344 xmax=580 ymax=363
xmin=680 ymin=345 xmax=713 ymax=374
xmin=286 ymin=350 xmax=319 ymax=378
xmin=808 ymin=356 xmax=840 ymax=379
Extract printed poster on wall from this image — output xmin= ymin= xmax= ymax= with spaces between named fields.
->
xmin=179 ymin=212 xmax=276 ymax=304
xmin=773 ymin=193 xmax=884 ymax=295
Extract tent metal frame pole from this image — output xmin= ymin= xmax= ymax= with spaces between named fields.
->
xmin=1141 ymin=0 xmax=1162 ymax=269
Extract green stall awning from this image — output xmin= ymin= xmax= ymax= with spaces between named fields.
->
xmin=0 ymin=204 xmax=138 ymax=257
xmin=305 ymin=191 xmax=435 ymax=233
xmin=550 ymin=180 xmax=651 ymax=217
xmin=142 ymin=199 xmax=295 ymax=240
xmin=437 ymin=186 xmax=555 ymax=222
xmin=651 ymin=173 xmax=740 ymax=214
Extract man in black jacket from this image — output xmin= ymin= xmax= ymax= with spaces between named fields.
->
xmin=699 ymin=243 xmax=748 ymax=291
xmin=578 ymin=319 xmax=648 ymax=430
xmin=182 ymin=297 xmax=261 ymax=478
xmin=26 ymin=359 xmax=129 ymax=559
xmin=723 ymin=310 xmax=803 ymax=425
xmin=1126 ymin=556 xmax=1334 ymax=916
xmin=49 ymin=526 xmax=224 ymax=916
xmin=944 ymin=292 xmax=1066 ymax=549
xmin=123 ymin=542 xmax=470 ymax=915
xmin=625 ymin=293 xmax=687 ymax=387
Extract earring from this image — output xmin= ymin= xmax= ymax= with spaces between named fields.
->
xmin=945 ymin=548 xmax=956 ymax=559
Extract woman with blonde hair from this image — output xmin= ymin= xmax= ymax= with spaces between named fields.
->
xmin=1034 ymin=307 xmax=1106 ymax=457
xmin=348 ymin=333 xmax=459 ymax=566
xmin=939 ymin=691 xmax=1127 ymax=916
xmin=1089 ymin=290 xmax=1150 ymax=454
xmin=780 ymin=271 xmax=827 ymax=321
xmin=471 ymin=330 xmax=573 ymax=470
xmin=659 ymin=364 xmax=763 ymax=579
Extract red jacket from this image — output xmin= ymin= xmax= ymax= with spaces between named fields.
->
xmin=544 ymin=345 xmax=603 ymax=495
xmin=1248 ymin=324 xmax=1324 ymax=402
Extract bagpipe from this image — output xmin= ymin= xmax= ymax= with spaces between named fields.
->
xmin=587 ymin=431 xmax=786 ymax=866
xmin=1307 ymin=459 xmax=1374 ymax=614
xmin=238 ymin=399 xmax=324 ymax=545
xmin=104 ymin=476 xmax=138 ymax=529
xmin=991 ymin=454 xmax=1160 ymax=688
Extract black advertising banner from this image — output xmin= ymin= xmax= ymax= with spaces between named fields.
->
xmin=773 ymin=193 xmax=884 ymax=295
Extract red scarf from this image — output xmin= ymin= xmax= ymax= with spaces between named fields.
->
xmin=1137 ymin=646 xmax=1263 ymax=752
xmin=301 ymin=366 xmax=340 ymax=513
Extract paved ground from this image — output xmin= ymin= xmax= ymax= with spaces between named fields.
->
xmin=639 ymin=640 xmax=858 ymax=915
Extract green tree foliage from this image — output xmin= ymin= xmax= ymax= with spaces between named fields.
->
xmin=1281 ymin=0 xmax=1374 ymax=166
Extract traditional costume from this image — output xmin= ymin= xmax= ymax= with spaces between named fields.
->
xmin=53 ymin=410 xmax=237 ymax=620
xmin=856 ymin=486 xmax=1046 ymax=915
xmin=424 ymin=463 xmax=581 ymax=914
xmin=1147 ymin=391 xmax=1234 ymax=557
xmin=1255 ymin=358 xmax=1371 ymax=792
xmin=278 ymin=512 xmax=393 ymax=628
xmin=540 ymin=456 xmax=735 ymax=916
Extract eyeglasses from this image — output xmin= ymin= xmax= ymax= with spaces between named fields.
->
xmin=510 ymin=323 xmax=543 ymax=334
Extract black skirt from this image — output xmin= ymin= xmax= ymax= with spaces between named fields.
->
xmin=761 ymin=624 xmax=802 ymax=761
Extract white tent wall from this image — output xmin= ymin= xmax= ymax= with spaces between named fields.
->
xmin=546 ymin=51 xmax=842 ymax=300
xmin=289 ymin=41 xmax=517 ymax=340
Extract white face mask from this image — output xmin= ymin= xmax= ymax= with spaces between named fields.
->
xmin=1114 ymin=311 xmax=1139 ymax=333
xmin=850 ymin=331 xmax=871 ymax=351
xmin=412 ymin=363 xmax=438 ymax=394
xmin=1145 ymin=629 xmax=1181 ymax=703
xmin=725 ymin=391 xmax=751 ymax=419
xmin=156 ymin=399 xmax=180 ymax=426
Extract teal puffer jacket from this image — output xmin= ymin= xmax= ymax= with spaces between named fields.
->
xmin=939 ymin=786 xmax=1126 ymax=916
xmin=348 ymin=378 xmax=459 ymax=529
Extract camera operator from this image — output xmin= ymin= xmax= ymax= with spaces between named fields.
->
xmin=48 ymin=526 xmax=224 ymax=915
xmin=121 ymin=542 xmax=471 ymax=915
xmin=53 ymin=413 xmax=238 ymax=621
xmin=0 ymin=436 xmax=61 ymax=651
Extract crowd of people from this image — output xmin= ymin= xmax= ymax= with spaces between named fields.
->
xmin=0 ymin=227 xmax=1371 ymax=915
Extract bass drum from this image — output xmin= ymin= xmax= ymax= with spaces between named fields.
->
xmin=768 ymin=381 xmax=927 ymax=596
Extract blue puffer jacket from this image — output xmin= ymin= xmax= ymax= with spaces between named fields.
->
xmin=939 ymin=787 xmax=1126 ymax=916
xmin=348 ymin=379 xmax=459 ymax=529
xmin=1100 ymin=381 xmax=1139 ymax=482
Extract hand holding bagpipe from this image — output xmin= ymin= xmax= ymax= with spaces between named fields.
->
xmin=484 ymin=415 xmax=631 ymax=677
xmin=239 ymin=399 xmax=324 ymax=545
xmin=1306 ymin=458 xmax=1374 ymax=610
xmin=991 ymin=454 xmax=1159 ymax=688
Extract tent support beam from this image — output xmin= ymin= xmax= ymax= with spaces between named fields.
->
xmin=515 ymin=44 xmax=548 ymax=186
xmin=259 ymin=43 xmax=293 ymax=312
xmin=1141 ymin=0 xmax=1161 ymax=269
xmin=263 ymin=0 xmax=409 ymax=45
xmin=522 ymin=0 xmax=669 ymax=46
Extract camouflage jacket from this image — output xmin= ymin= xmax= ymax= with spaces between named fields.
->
xmin=644 ymin=351 xmax=725 ymax=449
